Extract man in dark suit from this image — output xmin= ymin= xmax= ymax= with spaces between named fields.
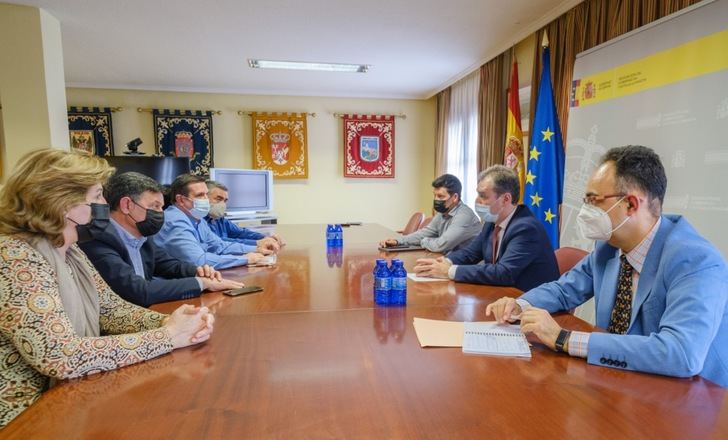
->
xmin=79 ymin=172 xmax=243 ymax=307
xmin=414 ymin=165 xmax=560 ymax=291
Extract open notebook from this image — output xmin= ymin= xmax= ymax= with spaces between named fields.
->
xmin=462 ymin=322 xmax=531 ymax=358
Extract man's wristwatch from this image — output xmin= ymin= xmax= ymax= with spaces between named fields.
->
xmin=555 ymin=329 xmax=571 ymax=353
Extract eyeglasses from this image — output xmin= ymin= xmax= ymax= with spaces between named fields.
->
xmin=582 ymin=194 xmax=624 ymax=205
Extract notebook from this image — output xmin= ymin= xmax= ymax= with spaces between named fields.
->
xmin=462 ymin=322 xmax=531 ymax=358
xmin=378 ymin=244 xmax=425 ymax=252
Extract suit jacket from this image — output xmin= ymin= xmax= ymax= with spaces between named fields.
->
xmin=447 ymin=205 xmax=559 ymax=291
xmin=79 ymin=222 xmax=202 ymax=307
xmin=520 ymin=215 xmax=728 ymax=387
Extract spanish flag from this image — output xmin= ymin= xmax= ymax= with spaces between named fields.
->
xmin=504 ymin=58 xmax=526 ymax=203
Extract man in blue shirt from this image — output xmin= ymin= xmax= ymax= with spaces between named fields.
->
xmin=79 ymin=172 xmax=244 ymax=306
xmin=205 ymin=180 xmax=285 ymax=249
xmin=154 ymin=174 xmax=266 ymax=269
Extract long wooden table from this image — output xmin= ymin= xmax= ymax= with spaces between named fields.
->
xmin=3 ymin=224 xmax=727 ymax=438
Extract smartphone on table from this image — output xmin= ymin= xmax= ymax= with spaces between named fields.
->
xmin=223 ymin=286 xmax=264 ymax=297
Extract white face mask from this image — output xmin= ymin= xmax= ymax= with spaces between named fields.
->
xmin=184 ymin=196 xmax=210 ymax=220
xmin=576 ymin=196 xmax=630 ymax=241
xmin=208 ymin=201 xmax=226 ymax=219
xmin=474 ymin=203 xmax=498 ymax=223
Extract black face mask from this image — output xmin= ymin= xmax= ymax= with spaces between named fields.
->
xmin=433 ymin=197 xmax=452 ymax=213
xmin=68 ymin=203 xmax=110 ymax=243
xmin=130 ymin=200 xmax=165 ymax=237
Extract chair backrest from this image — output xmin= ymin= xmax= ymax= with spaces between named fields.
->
xmin=554 ymin=247 xmax=589 ymax=275
xmin=400 ymin=212 xmax=425 ymax=235
xmin=419 ymin=216 xmax=433 ymax=230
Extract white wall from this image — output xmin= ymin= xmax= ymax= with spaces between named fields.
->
xmin=66 ymin=88 xmax=436 ymax=230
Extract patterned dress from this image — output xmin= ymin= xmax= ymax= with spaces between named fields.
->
xmin=0 ymin=236 xmax=174 ymax=427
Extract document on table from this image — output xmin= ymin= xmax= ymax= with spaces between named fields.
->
xmin=413 ymin=318 xmax=464 ymax=347
xmin=407 ymin=273 xmax=449 ymax=282
xmin=462 ymin=321 xmax=531 ymax=358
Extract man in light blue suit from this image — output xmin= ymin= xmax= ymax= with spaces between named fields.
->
xmin=487 ymin=145 xmax=728 ymax=387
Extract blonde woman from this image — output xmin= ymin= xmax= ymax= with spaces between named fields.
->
xmin=0 ymin=149 xmax=214 ymax=427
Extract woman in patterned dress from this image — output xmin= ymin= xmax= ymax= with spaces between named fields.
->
xmin=0 ymin=149 xmax=215 ymax=427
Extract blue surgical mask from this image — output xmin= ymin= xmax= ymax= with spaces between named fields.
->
xmin=474 ymin=203 xmax=498 ymax=223
xmin=185 ymin=197 xmax=210 ymax=220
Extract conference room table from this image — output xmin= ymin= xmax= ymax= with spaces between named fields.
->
xmin=3 ymin=224 xmax=727 ymax=438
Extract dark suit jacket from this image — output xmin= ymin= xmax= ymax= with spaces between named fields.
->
xmin=79 ymin=222 xmax=202 ymax=307
xmin=447 ymin=205 xmax=560 ymax=291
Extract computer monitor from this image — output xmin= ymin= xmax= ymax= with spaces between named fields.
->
xmin=104 ymin=156 xmax=190 ymax=186
xmin=209 ymin=168 xmax=273 ymax=215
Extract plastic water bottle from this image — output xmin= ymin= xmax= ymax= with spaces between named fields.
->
xmin=326 ymin=224 xmax=336 ymax=247
xmin=390 ymin=259 xmax=407 ymax=306
xmin=374 ymin=260 xmax=391 ymax=306
xmin=334 ymin=224 xmax=343 ymax=247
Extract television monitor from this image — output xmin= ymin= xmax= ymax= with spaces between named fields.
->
xmin=209 ymin=168 xmax=273 ymax=215
xmin=104 ymin=156 xmax=190 ymax=186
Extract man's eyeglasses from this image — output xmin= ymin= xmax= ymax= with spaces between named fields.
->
xmin=582 ymin=194 xmax=624 ymax=205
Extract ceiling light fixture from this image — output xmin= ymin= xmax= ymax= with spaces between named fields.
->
xmin=248 ymin=59 xmax=370 ymax=73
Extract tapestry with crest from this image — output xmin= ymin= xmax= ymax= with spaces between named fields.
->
xmin=251 ymin=112 xmax=308 ymax=179
xmin=153 ymin=109 xmax=214 ymax=175
xmin=67 ymin=106 xmax=115 ymax=156
xmin=343 ymin=114 xmax=394 ymax=178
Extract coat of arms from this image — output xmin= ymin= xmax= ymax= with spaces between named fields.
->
xmin=270 ymin=132 xmax=290 ymax=165
xmin=174 ymin=131 xmax=194 ymax=157
xmin=360 ymin=136 xmax=380 ymax=162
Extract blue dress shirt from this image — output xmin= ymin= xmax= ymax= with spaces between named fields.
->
xmin=205 ymin=216 xmax=266 ymax=246
xmin=110 ymin=218 xmax=147 ymax=277
xmin=154 ymin=205 xmax=256 ymax=269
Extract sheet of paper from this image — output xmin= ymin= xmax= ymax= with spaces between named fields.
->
xmin=412 ymin=317 xmax=464 ymax=347
xmin=407 ymin=273 xmax=449 ymax=282
xmin=462 ymin=322 xmax=531 ymax=357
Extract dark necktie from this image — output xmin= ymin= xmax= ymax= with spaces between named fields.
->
xmin=491 ymin=225 xmax=502 ymax=263
xmin=607 ymin=254 xmax=634 ymax=334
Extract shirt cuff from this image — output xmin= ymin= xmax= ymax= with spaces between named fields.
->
xmin=195 ymin=277 xmax=205 ymax=291
xmin=514 ymin=298 xmax=531 ymax=318
xmin=447 ymin=264 xmax=457 ymax=280
xmin=567 ymin=331 xmax=590 ymax=358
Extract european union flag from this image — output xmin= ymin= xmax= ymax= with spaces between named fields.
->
xmin=524 ymin=45 xmax=565 ymax=250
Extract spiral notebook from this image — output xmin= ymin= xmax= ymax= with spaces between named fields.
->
xmin=462 ymin=322 xmax=531 ymax=358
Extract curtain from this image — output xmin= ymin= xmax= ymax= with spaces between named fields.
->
xmin=478 ymin=52 xmax=509 ymax=171
xmin=528 ymin=0 xmax=702 ymax=144
xmin=446 ymin=70 xmax=481 ymax=208
xmin=434 ymin=88 xmax=451 ymax=176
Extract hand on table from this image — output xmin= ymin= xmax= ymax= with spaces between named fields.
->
xmin=485 ymin=296 xmax=522 ymax=323
xmin=165 ymin=305 xmax=215 ymax=349
xmin=378 ymin=238 xmax=398 ymax=248
xmin=199 ymin=277 xmax=244 ymax=292
xmin=412 ymin=256 xmax=450 ymax=279
xmin=196 ymin=264 xmax=222 ymax=281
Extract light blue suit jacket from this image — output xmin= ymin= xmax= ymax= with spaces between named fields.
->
xmin=520 ymin=215 xmax=728 ymax=387
xmin=154 ymin=205 xmax=256 ymax=270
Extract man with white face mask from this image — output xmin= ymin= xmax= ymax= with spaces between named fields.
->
xmin=413 ymin=165 xmax=559 ymax=291
xmin=205 ymin=180 xmax=284 ymax=254
xmin=487 ymin=145 xmax=728 ymax=387
xmin=154 ymin=174 xmax=266 ymax=269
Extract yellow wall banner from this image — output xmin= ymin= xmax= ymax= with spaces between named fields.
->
xmin=251 ymin=112 xmax=308 ymax=179
xmin=570 ymin=28 xmax=728 ymax=108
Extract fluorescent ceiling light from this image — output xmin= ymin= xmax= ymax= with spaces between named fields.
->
xmin=248 ymin=59 xmax=370 ymax=73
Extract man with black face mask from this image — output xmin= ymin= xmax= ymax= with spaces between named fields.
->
xmin=379 ymin=174 xmax=481 ymax=253
xmin=79 ymin=172 xmax=244 ymax=307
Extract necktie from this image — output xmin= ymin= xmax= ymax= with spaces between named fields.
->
xmin=491 ymin=225 xmax=502 ymax=263
xmin=607 ymin=254 xmax=634 ymax=334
